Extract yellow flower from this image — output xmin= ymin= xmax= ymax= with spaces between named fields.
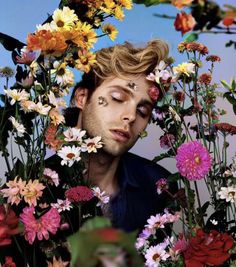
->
xmin=75 ymin=50 xmax=96 ymax=73
xmin=51 ymin=6 xmax=78 ymax=30
xmin=119 ymin=0 xmax=133 ymax=10
xmin=74 ymin=21 xmax=97 ymax=49
xmin=102 ymin=24 xmax=118 ymax=41
xmin=21 ymin=179 xmax=45 ymax=207
xmin=114 ymin=6 xmax=125 ymax=21
xmin=173 ymin=62 xmax=195 ymax=77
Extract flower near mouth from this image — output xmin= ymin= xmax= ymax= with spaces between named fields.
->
xmin=82 ymin=136 xmax=103 ymax=153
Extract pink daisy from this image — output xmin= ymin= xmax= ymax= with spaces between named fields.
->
xmin=20 ymin=206 xmax=60 ymax=244
xmin=176 ymin=141 xmax=212 ymax=181
xmin=65 ymin=186 xmax=94 ymax=203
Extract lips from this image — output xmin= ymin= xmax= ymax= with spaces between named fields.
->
xmin=110 ymin=129 xmax=131 ymax=142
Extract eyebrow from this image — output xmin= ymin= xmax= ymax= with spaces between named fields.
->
xmin=109 ymin=85 xmax=154 ymax=109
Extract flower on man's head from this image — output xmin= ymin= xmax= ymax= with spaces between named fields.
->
xmin=20 ymin=206 xmax=60 ymax=244
xmin=65 ymin=186 xmax=94 ymax=203
xmin=174 ymin=12 xmax=196 ymax=35
xmin=57 ymin=145 xmax=81 ymax=167
xmin=176 ymin=140 xmax=212 ymax=181
xmin=102 ymin=24 xmax=118 ymax=41
xmin=218 ymin=185 xmax=236 ymax=203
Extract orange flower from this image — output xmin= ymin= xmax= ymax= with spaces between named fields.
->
xmin=27 ymin=30 xmax=68 ymax=56
xmin=174 ymin=12 xmax=196 ymax=35
xmin=171 ymin=0 xmax=193 ymax=10
xmin=47 ymin=256 xmax=69 ymax=267
xmin=45 ymin=124 xmax=63 ymax=151
xmin=223 ymin=17 xmax=234 ymax=27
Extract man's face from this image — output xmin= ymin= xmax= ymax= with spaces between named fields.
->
xmin=81 ymin=75 xmax=154 ymax=157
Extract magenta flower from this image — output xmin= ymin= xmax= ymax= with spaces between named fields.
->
xmin=20 ymin=206 xmax=60 ymax=244
xmin=176 ymin=141 xmax=212 ymax=181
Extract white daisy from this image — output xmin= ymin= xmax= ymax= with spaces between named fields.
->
xmin=48 ymin=91 xmax=67 ymax=108
xmin=145 ymin=244 xmax=170 ymax=267
xmin=92 ymin=187 xmax=110 ymax=206
xmin=63 ymin=127 xmax=86 ymax=142
xmin=218 ymin=185 xmax=236 ymax=203
xmin=145 ymin=214 xmax=167 ymax=232
xmin=43 ymin=168 xmax=60 ymax=187
xmin=4 ymin=89 xmax=30 ymax=105
xmin=51 ymin=62 xmax=74 ymax=87
xmin=51 ymin=198 xmax=72 ymax=213
xmin=51 ymin=6 xmax=78 ymax=30
xmin=32 ymin=102 xmax=51 ymax=115
xmin=9 ymin=116 xmax=26 ymax=136
xmin=82 ymin=136 xmax=103 ymax=153
xmin=57 ymin=145 xmax=81 ymax=167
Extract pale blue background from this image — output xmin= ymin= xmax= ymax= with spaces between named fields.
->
xmin=0 ymin=1 xmax=235 ymax=164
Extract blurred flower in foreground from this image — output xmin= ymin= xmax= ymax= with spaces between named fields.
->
xmin=174 ymin=12 xmax=196 ymax=35
xmin=176 ymin=141 xmax=212 ymax=181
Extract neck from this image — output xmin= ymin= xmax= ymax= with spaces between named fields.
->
xmin=83 ymin=151 xmax=121 ymax=196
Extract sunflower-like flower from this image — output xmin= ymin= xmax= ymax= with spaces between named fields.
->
xmin=102 ymin=24 xmax=118 ymax=41
xmin=75 ymin=50 xmax=96 ymax=73
xmin=51 ymin=62 xmax=74 ymax=87
xmin=74 ymin=21 xmax=97 ymax=49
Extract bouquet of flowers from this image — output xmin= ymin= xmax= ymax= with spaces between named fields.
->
xmin=0 ymin=1 xmax=142 ymax=266
xmin=135 ymin=42 xmax=236 ymax=266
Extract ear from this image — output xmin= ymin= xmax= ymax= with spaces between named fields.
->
xmin=74 ymin=87 xmax=89 ymax=109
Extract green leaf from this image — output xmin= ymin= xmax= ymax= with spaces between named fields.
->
xmin=80 ymin=216 xmax=111 ymax=232
xmin=184 ymin=33 xmax=198 ymax=42
xmin=221 ymin=80 xmax=232 ymax=91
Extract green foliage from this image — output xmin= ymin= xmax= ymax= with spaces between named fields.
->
xmin=184 ymin=33 xmax=198 ymax=42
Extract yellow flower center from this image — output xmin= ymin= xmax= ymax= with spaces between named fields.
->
xmin=194 ymin=155 xmax=201 ymax=165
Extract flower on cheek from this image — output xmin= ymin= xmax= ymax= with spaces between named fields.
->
xmin=148 ymin=86 xmax=159 ymax=102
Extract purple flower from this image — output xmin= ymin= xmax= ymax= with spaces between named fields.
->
xmin=176 ymin=141 xmax=212 ymax=181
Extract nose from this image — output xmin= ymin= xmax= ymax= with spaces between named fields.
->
xmin=121 ymin=104 xmax=136 ymax=123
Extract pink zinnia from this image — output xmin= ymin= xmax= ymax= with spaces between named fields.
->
xmin=65 ymin=186 xmax=94 ymax=203
xmin=20 ymin=206 xmax=60 ymax=244
xmin=176 ymin=141 xmax=212 ymax=181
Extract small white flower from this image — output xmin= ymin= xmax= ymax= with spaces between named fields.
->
xmin=82 ymin=136 xmax=103 ymax=153
xmin=63 ymin=128 xmax=86 ymax=142
xmin=92 ymin=187 xmax=110 ymax=206
xmin=51 ymin=198 xmax=72 ymax=213
xmin=32 ymin=102 xmax=51 ymax=115
xmin=210 ymin=219 xmax=218 ymax=225
xmin=145 ymin=214 xmax=167 ymax=232
xmin=135 ymin=237 xmax=149 ymax=251
xmin=145 ymin=244 xmax=170 ymax=267
xmin=9 ymin=116 xmax=26 ymax=136
xmin=173 ymin=62 xmax=195 ymax=77
xmin=4 ymin=89 xmax=30 ymax=105
xmin=218 ymin=185 xmax=236 ymax=203
xmin=57 ymin=145 xmax=81 ymax=167
xmin=48 ymin=91 xmax=67 ymax=108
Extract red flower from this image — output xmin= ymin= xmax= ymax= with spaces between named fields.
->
xmin=65 ymin=186 xmax=94 ymax=203
xmin=148 ymin=86 xmax=160 ymax=102
xmin=0 ymin=205 xmax=19 ymax=246
xmin=184 ymin=229 xmax=234 ymax=267
xmin=2 ymin=256 xmax=16 ymax=267
xmin=174 ymin=12 xmax=196 ymax=35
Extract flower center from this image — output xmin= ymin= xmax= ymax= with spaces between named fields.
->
xmin=152 ymin=253 xmax=160 ymax=261
xmin=57 ymin=20 xmax=64 ymax=27
xmin=194 ymin=155 xmax=201 ymax=165
xmin=87 ymin=142 xmax=95 ymax=148
xmin=67 ymin=153 xmax=75 ymax=159
xmin=57 ymin=68 xmax=65 ymax=76
xmin=228 ymin=191 xmax=235 ymax=198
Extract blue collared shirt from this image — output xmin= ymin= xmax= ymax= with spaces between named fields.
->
xmin=110 ymin=152 xmax=171 ymax=232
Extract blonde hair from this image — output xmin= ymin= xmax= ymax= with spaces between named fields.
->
xmin=94 ymin=39 xmax=169 ymax=79
xmin=70 ymin=39 xmax=169 ymax=106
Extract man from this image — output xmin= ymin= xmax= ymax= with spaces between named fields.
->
xmin=60 ymin=39 xmax=174 ymax=232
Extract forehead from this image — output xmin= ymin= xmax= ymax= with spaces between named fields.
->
xmin=95 ymin=75 xmax=154 ymax=99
